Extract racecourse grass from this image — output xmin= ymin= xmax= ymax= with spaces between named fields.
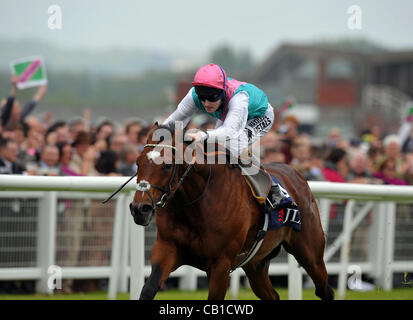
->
xmin=0 ymin=288 xmax=412 ymax=300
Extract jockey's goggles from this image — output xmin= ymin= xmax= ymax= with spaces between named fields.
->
xmin=195 ymin=86 xmax=224 ymax=102
xmin=198 ymin=91 xmax=224 ymax=102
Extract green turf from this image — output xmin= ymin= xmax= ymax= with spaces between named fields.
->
xmin=0 ymin=287 xmax=412 ymax=300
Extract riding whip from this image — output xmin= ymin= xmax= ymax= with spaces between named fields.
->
xmin=102 ymin=172 xmax=137 ymax=204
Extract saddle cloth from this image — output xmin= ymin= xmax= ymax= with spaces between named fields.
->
xmin=265 ymin=175 xmax=301 ymax=232
xmin=241 ymin=165 xmax=301 ymax=232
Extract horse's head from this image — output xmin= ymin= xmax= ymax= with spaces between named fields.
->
xmin=129 ymin=122 xmax=185 ymax=226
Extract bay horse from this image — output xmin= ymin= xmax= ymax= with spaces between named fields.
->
xmin=129 ymin=123 xmax=334 ymax=300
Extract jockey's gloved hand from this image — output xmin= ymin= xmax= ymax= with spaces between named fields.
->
xmin=184 ymin=131 xmax=208 ymax=142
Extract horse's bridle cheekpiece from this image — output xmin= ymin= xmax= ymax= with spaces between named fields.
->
xmin=103 ymin=143 xmax=211 ymax=210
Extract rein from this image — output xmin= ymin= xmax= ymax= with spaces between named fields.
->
xmin=140 ymin=143 xmax=211 ymax=209
xmin=103 ymin=142 xmax=211 ymax=208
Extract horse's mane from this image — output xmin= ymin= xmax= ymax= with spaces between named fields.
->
xmin=150 ymin=122 xmax=235 ymax=162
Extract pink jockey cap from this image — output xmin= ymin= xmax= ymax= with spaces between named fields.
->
xmin=192 ymin=63 xmax=227 ymax=91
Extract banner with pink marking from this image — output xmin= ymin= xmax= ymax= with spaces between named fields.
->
xmin=10 ymin=56 xmax=47 ymax=90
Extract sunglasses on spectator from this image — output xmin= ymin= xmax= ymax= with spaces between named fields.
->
xmin=198 ymin=90 xmax=224 ymax=102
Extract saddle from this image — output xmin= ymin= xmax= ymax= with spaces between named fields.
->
xmin=240 ymin=164 xmax=273 ymax=206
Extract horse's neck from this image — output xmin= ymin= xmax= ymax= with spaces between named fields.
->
xmin=174 ymin=164 xmax=212 ymax=205
xmin=175 ymin=163 xmax=240 ymax=209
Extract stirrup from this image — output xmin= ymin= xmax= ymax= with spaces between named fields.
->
xmin=267 ymin=184 xmax=285 ymax=209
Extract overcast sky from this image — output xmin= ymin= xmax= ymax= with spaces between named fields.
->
xmin=1 ymin=0 xmax=413 ymax=62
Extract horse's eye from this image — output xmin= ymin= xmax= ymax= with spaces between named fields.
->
xmin=163 ymin=163 xmax=172 ymax=171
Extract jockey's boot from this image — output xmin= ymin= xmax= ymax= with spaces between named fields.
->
xmin=266 ymin=183 xmax=285 ymax=210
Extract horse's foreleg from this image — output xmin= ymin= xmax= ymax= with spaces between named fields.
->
xmin=207 ymin=258 xmax=231 ymax=300
xmin=139 ymin=240 xmax=180 ymax=300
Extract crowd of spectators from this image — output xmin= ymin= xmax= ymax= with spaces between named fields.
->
xmin=2 ymin=73 xmax=413 ymax=188
xmin=261 ymin=114 xmax=413 ymax=187
xmin=0 ymin=75 xmax=145 ymax=179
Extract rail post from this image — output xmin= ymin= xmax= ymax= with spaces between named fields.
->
xmin=337 ymin=199 xmax=355 ymax=300
xmin=36 ymin=191 xmax=57 ymax=294
xmin=108 ymin=194 xmax=125 ymax=300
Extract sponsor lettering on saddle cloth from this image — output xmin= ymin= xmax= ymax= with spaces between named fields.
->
xmin=240 ymin=164 xmax=301 ymax=232
xmin=265 ymin=176 xmax=301 ymax=232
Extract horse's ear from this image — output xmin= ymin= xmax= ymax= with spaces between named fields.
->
xmin=148 ymin=121 xmax=160 ymax=134
xmin=145 ymin=122 xmax=160 ymax=144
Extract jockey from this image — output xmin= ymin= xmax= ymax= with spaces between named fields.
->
xmin=164 ymin=63 xmax=274 ymax=155
xmin=163 ymin=63 xmax=290 ymax=210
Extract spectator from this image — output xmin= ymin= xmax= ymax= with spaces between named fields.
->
xmin=25 ymin=116 xmax=47 ymax=137
xmin=1 ymin=74 xmax=47 ymax=127
xmin=69 ymin=109 xmax=90 ymax=143
xmin=290 ymin=137 xmax=324 ymax=181
xmin=94 ymin=120 xmax=114 ymax=142
xmin=18 ymin=121 xmax=44 ymax=168
xmin=118 ymin=142 xmax=139 ymax=176
xmin=95 ymin=150 xmax=120 ymax=176
xmin=260 ymin=129 xmax=278 ymax=147
xmin=378 ymin=134 xmax=411 ymax=180
xmin=326 ymin=127 xmax=341 ymax=149
xmin=347 ymin=150 xmax=382 ymax=184
xmin=2 ymin=122 xmax=25 ymax=146
xmin=46 ymin=121 xmax=71 ymax=144
xmin=68 ymin=131 xmax=98 ymax=176
xmin=373 ymin=158 xmax=408 ymax=185
xmin=262 ymin=146 xmax=286 ymax=164
xmin=36 ymin=144 xmax=60 ymax=176
xmin=0 ymin=138 xmax=23 ymax=174
xmin=57 ymin=142 xmax=80 ymax=176
xmin=361 ymin=124 xmax=382 ymax=145
xmin=125 ymin=120 xmax=144 ymax=145
xmin=309 ymin=145 xmax=325 ymax=179
xmin=109 ymin=132 xmax=129 ymax=156
xmin=322 ymin=147 xmax=349 ymax=183
xmin=278 ymin=115 xmax=299 ymax=164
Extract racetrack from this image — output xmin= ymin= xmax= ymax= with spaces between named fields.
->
xmin=0 ymin=288 xmax=412 ymax=300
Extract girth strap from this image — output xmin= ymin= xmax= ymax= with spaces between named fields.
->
xmin=231 ymin=211 xmax=269 ymax=272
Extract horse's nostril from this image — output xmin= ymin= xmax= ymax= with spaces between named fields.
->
xmin=130 ymin=203 xmax=153 ymax=216
xmin=141 ymin=204 xmax=153 ymax=214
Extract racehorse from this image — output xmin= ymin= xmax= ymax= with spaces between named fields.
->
xmin=129 ymin=122 xmax=334 ymax=300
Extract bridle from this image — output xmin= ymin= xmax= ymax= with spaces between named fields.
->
xmin=137 ymin=143 xmax=211 ymax=210
xmin=103 ymin=143 xmax=212 ymax=210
